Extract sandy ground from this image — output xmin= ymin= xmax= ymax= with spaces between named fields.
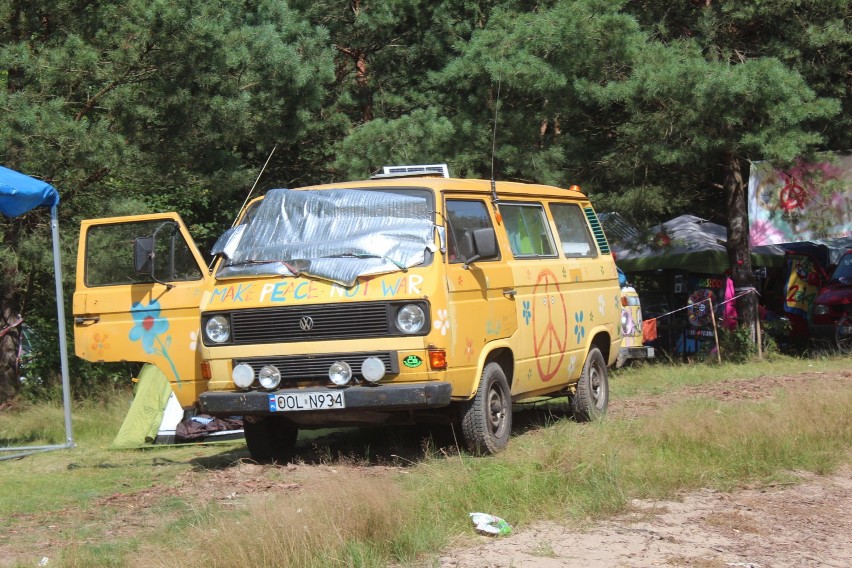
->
xmin=437 ymin=468 xmax=852 ymax=568
xmin=3 ymin=370 xmax=851 ymax=567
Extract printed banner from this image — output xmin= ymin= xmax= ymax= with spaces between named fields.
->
xmin=783 ymin=255 xmax=820 ymax=318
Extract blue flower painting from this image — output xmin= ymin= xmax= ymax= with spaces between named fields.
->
xmin=129 ymin=300 xmax=169 ymax=354
xmin=129 ymin=300 xmax=181 ymax=383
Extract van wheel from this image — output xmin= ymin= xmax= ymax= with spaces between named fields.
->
xmin=461 ymin=362 xmax=512 ymax=455
xmin=243 ymin=416 xmax=298 ymax=464
xmin=573 ymin=347 xmax=608 ymax=422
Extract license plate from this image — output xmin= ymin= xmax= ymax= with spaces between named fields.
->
xmin=268 ymin=391 xmax=345 ymax=412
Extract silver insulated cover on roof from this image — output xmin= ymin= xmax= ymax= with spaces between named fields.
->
xmin=212 ymin=188 xmax=436 ymax=286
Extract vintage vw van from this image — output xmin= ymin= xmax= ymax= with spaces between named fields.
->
xmin=73 ymin=166 xmax=621 ymax=460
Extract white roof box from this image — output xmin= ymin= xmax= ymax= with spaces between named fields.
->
xmin=371 ymin=163 xmax=450 ymax=179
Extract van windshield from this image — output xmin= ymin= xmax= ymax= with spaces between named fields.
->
xmin=212 ymin=187 xmax=436 ymax=286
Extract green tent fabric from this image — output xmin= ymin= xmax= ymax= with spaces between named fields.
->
xmin=612 ymin=215 xmax=787 ymax=274
xmin=112 ymin=365 xmax=173 ymax=449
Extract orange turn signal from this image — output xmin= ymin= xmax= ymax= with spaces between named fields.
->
xmin=200 ymin=361 xmax=212 ymax=380
xmin=428 ymin=349 xmax=447 ymax=370
xmin=621 ymin=296 xmax=628 ymax=307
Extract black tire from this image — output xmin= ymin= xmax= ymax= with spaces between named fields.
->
xmin=460 ymin=362 xmax=512 ymax=455
xmin=836 ymin=316 xmax=852 ymax=354
xmin=243 ymin=416 xmax=298 ymax=464
xmin=572 ymin=347 xmax=609 ymax=422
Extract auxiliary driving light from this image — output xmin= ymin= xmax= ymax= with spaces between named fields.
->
xmin=258 ymin=365 xmax=281 ymax=389
xmin=232 ymin=363 xmax=255 ymax=389
xmin=329 ymin=361 xmax=353 ymax=386
xmin=361 ymin=357 xmax=386 ymax=383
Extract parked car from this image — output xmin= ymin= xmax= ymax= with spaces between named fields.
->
xmin=616 ymin=275 xmax=654 ymax=367
xmin=809 ymin=250 xmax=852 ymax=352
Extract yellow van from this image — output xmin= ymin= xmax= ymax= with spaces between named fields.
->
xmin=73 ymin=166 xmax=621 ymax=460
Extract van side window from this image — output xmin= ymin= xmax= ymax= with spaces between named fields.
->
xmin=549 ymin=203 xmax=598 ymax=258
xmin=500 ymin=203 xmax=556 ymax=258
xmin=85 ymin=220 xmax=202 ymax=287
xmin=445 ymin=200 xmax=497 ymax=263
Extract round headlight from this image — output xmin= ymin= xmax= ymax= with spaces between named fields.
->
xmin=813 ymin=304 xmax=830 ymax=316
xmin=258 ymin=365 xmax=281 ymax=389
xmin=232 ymin=363 xmax=254 ymax=389
xmin=361 ymin=357 xmax=386 ymax=383
xmin=205 ymin=315 xmax=231 ymax=343
xmin=397 ymin=304 xmax=426 ymax=334
xmin=329 ymin=361 xmax=352 ymax=386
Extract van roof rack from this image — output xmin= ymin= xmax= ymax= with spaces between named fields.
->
xmin=370 ymin=164 xmax=450 ymax=179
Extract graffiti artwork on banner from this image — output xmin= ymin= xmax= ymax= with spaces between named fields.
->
xmin=531 ymin=269 xmax=568 ymax=382
xmin=748 ymin=155 xmax=852 ymax=245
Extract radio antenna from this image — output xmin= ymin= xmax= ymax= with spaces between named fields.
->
xmin=490 ymin=80 xmax=502 ymax=224
xmin=233 ymin=145 xmax=277 ymax=228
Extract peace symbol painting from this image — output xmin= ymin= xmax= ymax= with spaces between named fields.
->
xmin=747 ymin=154 xmax=852 ymax=245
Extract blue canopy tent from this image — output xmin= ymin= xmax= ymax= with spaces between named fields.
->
xmin=0 ymin=165 xmax=74 ymax=459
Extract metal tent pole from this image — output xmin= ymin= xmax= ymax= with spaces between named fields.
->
xmin=51 ymin=205 xmax=74 ymax=449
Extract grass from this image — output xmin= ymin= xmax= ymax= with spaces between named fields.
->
xmin=609 ymin=353 xmax=850 ymax=397
xmin=1 ymin=355 xmax=850 ymax=567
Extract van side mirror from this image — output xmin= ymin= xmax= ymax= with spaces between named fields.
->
xmin=461 ymin=228 xmax=498 ymax=269
xmin=132 ymin=222 xmax=178 ymax=289
xmin=133 ymin=236 xmax=154 ymax=274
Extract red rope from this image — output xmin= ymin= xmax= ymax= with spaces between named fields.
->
xmin=0 ymin=317 xmax=24 ymax=339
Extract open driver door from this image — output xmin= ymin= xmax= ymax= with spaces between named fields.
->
xmin=73 ymin=214 xmax=210 ymax=408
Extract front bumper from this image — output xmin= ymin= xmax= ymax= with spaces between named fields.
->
xmin=616 ymin=346 xmax=655 ymax=367
xmin=198 ymin=381 xmax=453 ymax=416
xmin=809 ymin=323 xmax=840 ymax=338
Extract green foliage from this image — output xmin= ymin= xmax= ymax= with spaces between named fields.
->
xmin=333 ymin=108 xmax=456 ymax=178
xmin=1 ymin=0 xmax=849 ymax=398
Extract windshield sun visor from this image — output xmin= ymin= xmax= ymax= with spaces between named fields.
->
xmin=215 ymin=188 xmax=435 ymax=286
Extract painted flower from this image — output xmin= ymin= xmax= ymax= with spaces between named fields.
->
xmin=90 ymin=332 xmax=110 ymax=358
xmin=189 ymin=330 xmax=198 ymax=351
xmin=573 ymin=311 xmax=585 ymax=344
xmin=129 ymin=300 xmax=169 ymax=354
xmin=434 ymin=309 xmax=449 ymax=336
xmin=598 ymin=294 xmax=606 ymax=316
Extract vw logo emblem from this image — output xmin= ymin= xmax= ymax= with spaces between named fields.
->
xmin=299 ymin=316 xmax=315 ymax=332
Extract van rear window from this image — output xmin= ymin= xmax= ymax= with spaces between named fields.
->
xmin=549 ymin=203 xmax=598 ymax=258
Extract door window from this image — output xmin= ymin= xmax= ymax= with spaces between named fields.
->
xmin=445 ymin=200 xmax=498 ymax=263
xmin=85 ymin=220 xmax=202 ymax=287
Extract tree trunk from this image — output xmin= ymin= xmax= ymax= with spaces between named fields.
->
xmin=0 ymin=302 xmax=22 ymax=402
xmin=723 ymin=152 xmax=758 ymax=340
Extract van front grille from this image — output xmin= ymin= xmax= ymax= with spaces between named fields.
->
xmin=227 ymin=302 xmax=391 ymax=344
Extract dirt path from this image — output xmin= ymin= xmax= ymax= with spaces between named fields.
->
xmin=437 ymin=467 xmax=852 ymax=568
